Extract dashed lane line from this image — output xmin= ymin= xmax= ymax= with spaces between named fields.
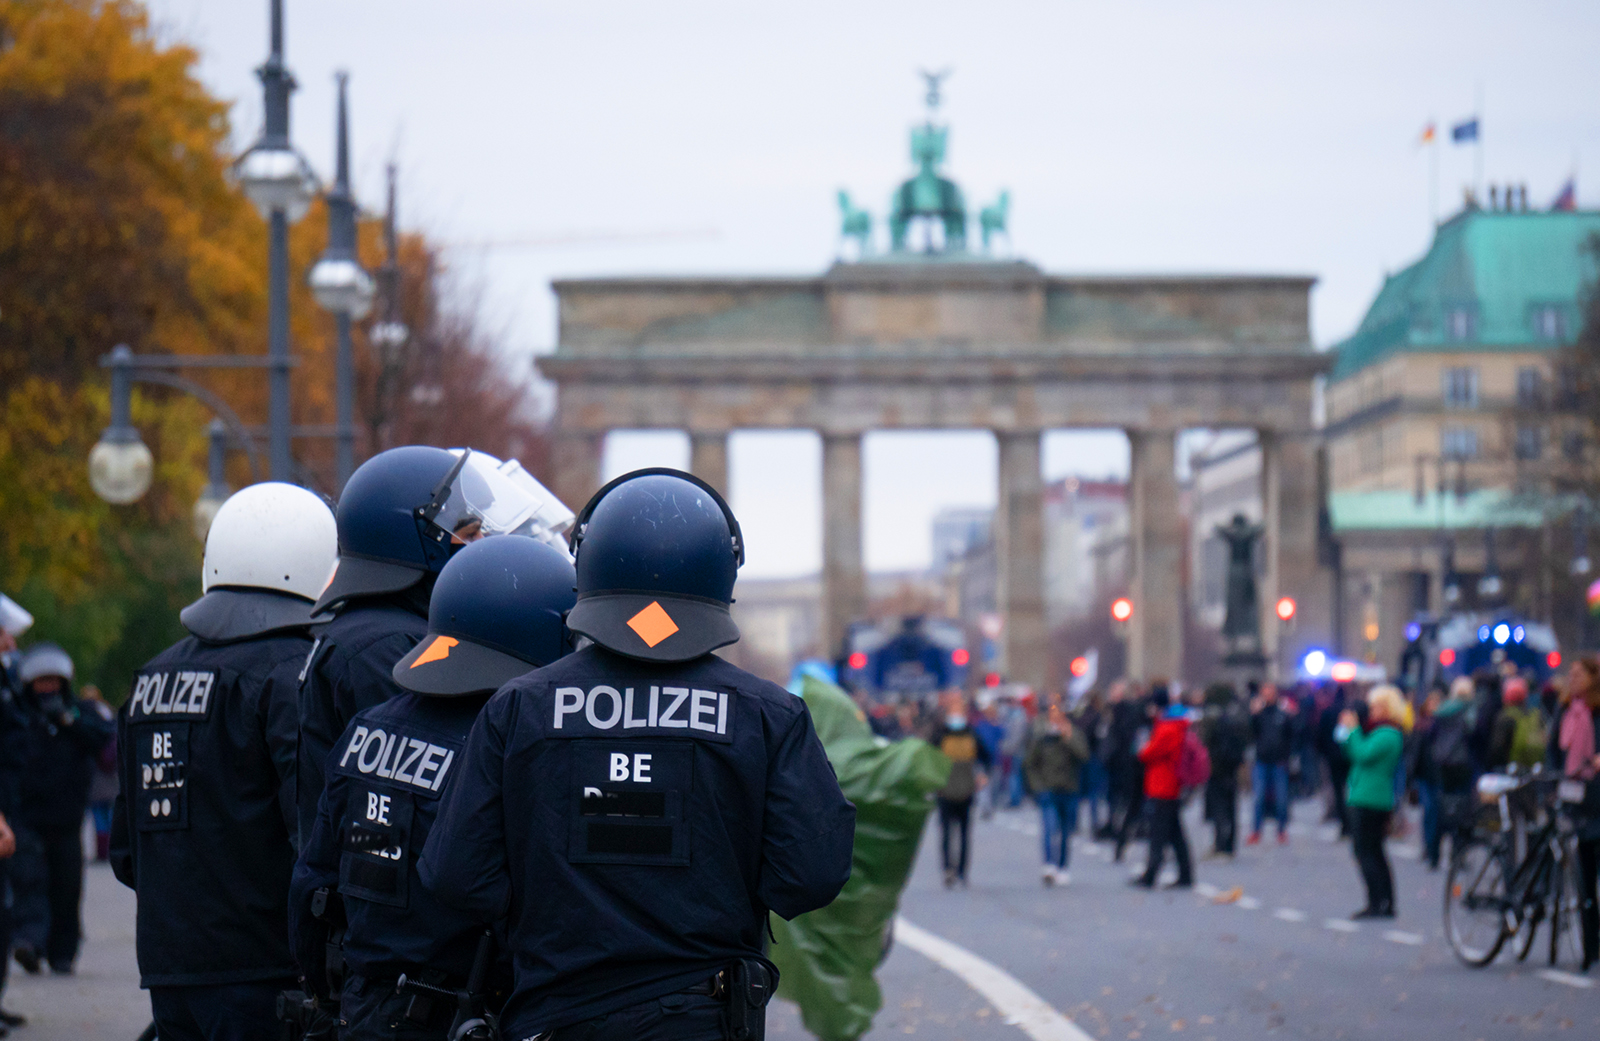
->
xmin=894 ymin=917 xmax=1096 ymax=1041
xmin=1236 ymin=896 xmax=1262 ymax=910
xmin=1537 ymin=969 xmax=1595 ymax=989
xmin=1383 ymin=930 xmax=1425 ymax=946
xmin=1324 ymin=919 xmax=1361 ymax=933
xmin=1273 ymin=908 xmax=1307 ymax=922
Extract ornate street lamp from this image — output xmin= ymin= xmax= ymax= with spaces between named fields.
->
xmin=369 ymin=163 xmax=410 ymax=367
xmin=88 ymin=348 xmax=153 ymax=504
xmin=233 ymin=0 xmax=316 ymax=481
xmin=193 ymin=420 xmax=232 ymax=540
xmin=308 ymin=72 xmax=374 ymax=487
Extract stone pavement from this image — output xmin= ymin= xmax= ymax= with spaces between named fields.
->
xmin=16 ymin=798 xmax=1600 ymax=1040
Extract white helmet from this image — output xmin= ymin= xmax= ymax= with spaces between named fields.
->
xmin=0 ymin=593 xmax=33 ymax=637
xmin=203 ymin=482 xmax=338 ymax=601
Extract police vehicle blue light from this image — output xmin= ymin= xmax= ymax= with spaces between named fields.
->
xmin=1302 ymin=649 xmax=1328 ymax=677
xmin=1492 ymin=623 xmax=1511 ymax=645
xmin=1404 ymin=623 xmax=1421 ymax=642
xmin=1512 ymin=625 xmax=1525 ymax=643
xmin=1478 ymin=625 xmax=1492 ymax=642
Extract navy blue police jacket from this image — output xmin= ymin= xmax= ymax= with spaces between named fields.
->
xmin=418 ymin=645 xmax=856 ymax=1038
xmin=290 ymin=691 xmax=493 ymax=985
xmin=297 ymin=594 xmax=429 ymax=846
xmin=108 ymin=631 xmax=304 ymax=987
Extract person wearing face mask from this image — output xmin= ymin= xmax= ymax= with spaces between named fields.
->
xmin=927 ymin=691 xmax=990 ymax=888
xmin=10 ymin=644 xmax=113 ymax=975
xmin=1024 ymin=695 xmax=1089 ymax=887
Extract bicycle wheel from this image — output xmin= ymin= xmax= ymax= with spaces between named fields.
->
xmin=1549 ymin=844 xmax=1586 ymax=968
xmin=1445 ymin=838 xmax=1512 ymax=967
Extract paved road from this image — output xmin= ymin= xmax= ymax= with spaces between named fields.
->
xmin=12 ymin=798 xmax=1599 ymax=1040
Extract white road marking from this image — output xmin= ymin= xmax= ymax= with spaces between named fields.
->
xmin=1194 ymin=882 xmax=1220 ymax=898
xmin=1273 ymin=908 xmax=1307 ymax=922
xmin=1324 ymin=919 xmax=1360 ymax=933
xmin=1382 ymin=930 xmax=1425 ymax=946
xmin=1237 ymin=896 xmax=1262 ymax=910
xmin=1537 ymin=969 xmax=1595 ymax=989
xmin=894 ymin=917 xmax=1096 ymax=1041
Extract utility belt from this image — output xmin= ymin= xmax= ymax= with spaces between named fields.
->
xmin=534 ymin=959 xmax=776 ymax=1041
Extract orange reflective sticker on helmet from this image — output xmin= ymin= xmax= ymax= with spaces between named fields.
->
xmin=626 ymin=601 xmax=680 ymax=648
xmin=409 ymin=635 xmax=459 ymax=668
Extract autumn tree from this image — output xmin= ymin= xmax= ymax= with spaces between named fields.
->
xmin=0 ymin=1 xmax=547 ymax=696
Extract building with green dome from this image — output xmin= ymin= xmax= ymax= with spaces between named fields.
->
xmin=1325 ymin=199 xmax=1599 ymax=664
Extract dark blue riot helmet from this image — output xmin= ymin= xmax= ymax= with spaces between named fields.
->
xmin=314 ymin=445 xmax=548 ymax=614
xmin=565 ymin=468 xmax=743 ymax=663
xmin=393 ymin=537 xmax=578 ymax=696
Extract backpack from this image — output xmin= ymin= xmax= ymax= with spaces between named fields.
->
xmin=1509 ymin=707 xmax=1548 ymax=770
xmin=1431 ymin=714 xmax=1473 ymax=788
xmin=1178 ymin=730 xmax=1212 ymax=789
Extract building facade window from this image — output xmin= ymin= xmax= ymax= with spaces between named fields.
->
xmin=1530 ymin=304 xmax=1568 ymax=342
xmin=1514 ymin=425 xmax=1543 ymax=460
xmin=1441 ymin=426 xmax=1479 ymax=460
xmin=1516 ymin=366 xmax=1545 ymax=407
xmin=1445 ymin=306 xmax=1478 ymax=342
xmin=1442 ymin=366 xmax=1479 ymax=408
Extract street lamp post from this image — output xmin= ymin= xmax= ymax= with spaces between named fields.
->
xmin=309 ymin=72 xmax=375 ymax=489
xmin=89 ymin=345 xmax=273 ymax=509
xmin=233 ymin=0 xmax=316 ymax=482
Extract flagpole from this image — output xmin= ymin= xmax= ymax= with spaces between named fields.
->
xmin=1474 ymin=83 xmax=1484 ymax=201
xmin=1430 ymin=120 xmax=1440 ymax=224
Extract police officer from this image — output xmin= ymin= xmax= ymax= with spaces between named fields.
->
xmin=292 ymin=536 xmax=578 ymax=1039
xmin=421 ymin=469 xmax=856 ymax=1041
xmin=106 ymin=482 xmax=338 ymax=1039
xmin=10 ymin=642 xmax=114 ymax=975
xmin=296 ymin=446 xmax=551 ymax=845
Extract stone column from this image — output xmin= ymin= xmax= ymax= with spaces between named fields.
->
xmin=821 ymin=433 xmax=866 ymax=661
xmin=689 ymin=431 xmax=730 ymax=498
xmin=996 ymin=430 xmax=1047 ymax=693
xmin=1127 ymin=429 xmax=1183 ymax=682
xmin=1260 ymin=430 xmax=1332 ymax=674
xmin=550 ymin=430 xmax=604 ymax=514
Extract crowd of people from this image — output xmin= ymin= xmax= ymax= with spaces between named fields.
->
xmin=859 ymin=654 xmax=1600 ymax=970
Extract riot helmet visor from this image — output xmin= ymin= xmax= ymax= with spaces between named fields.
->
xmin=417 ymin=450 xmax=543 ymax=545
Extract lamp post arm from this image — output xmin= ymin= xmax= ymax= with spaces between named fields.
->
xmin=122 ymin=370 xmax=263 ymax=481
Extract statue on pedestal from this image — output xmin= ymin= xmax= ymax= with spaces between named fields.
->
xmin=1217 ymin=513 xmax=1265 ymax=666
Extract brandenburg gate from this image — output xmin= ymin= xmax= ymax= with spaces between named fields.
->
xmin=537 ymin=81 xmax=1331 ymax=692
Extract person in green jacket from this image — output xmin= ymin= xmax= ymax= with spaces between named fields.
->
xmin=1024 ymin=695 xmax=1090 ymax=887
xmin=1338 ymin=684 xmax=1410 ymax=919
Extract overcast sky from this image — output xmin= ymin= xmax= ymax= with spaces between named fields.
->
xmin=147 ymin=0 xmax=1600 ymax=577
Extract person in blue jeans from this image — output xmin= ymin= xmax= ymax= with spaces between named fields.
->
xmin=1025 ymin=696 xmax=1089 ymax=887
xmin=1249 ymin=683 xmax=1297 ymax=845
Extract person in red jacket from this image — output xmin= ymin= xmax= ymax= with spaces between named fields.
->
xmin=1130 ymin=685 xmax=1194 ymax=889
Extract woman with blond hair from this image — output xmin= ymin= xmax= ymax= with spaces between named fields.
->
xmin=1338 ymin=685 xmax=1410 ymax=919
xmin=1558 ymin=656 xmax=1600 ymax=971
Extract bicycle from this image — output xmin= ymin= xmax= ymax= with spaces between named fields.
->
xmin=1443 ymin=770 xmax=1585 ymax=968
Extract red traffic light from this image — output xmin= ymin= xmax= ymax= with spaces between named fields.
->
xmin=846 ymin=651 xmax=868 ymax=670
xmin=1275 ymin=597 xmax=1296 ymax=622
xmin=984 ymin=672 xmax=1001 ymax=687
xmin=1548 ymin=651 xmax=1562 ymax=669
xmin=1110 ymin=597 xmax=1134 ymax=622
xmin=1069 ymin=656 xmax=1090 ymax=677
xmin=1439 ymin=648 xmax=1456 ymax=667
xmin=951 ymin=648 xmax=970 ymax=667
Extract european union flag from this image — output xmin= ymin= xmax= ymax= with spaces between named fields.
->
xmin=1451 ymin=118 xmax=1480 ymax=144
